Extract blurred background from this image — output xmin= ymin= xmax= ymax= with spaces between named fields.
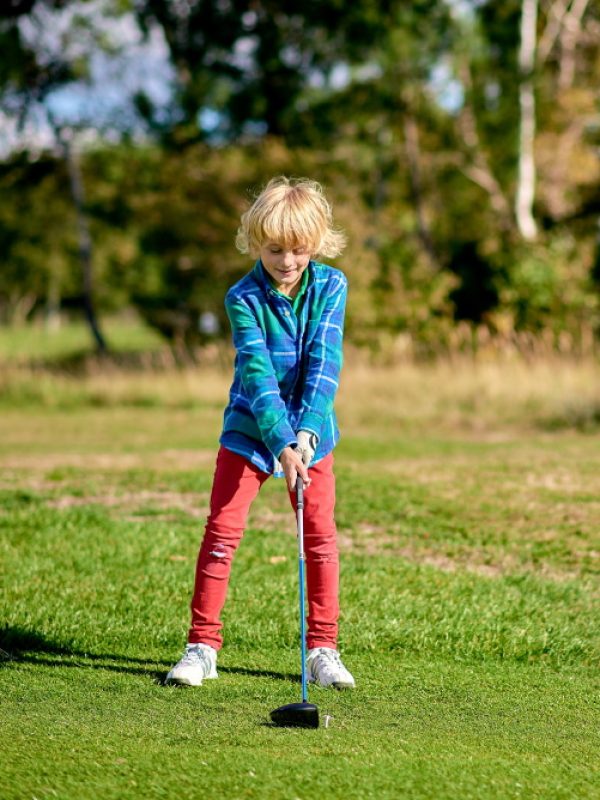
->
xmin=0 ymin=0 xmax=599 ymax=366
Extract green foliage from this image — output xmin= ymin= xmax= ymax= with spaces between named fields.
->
xmin=134 ymin=0 xmax=439 ymax=142
xmin=0 ymin=1 xmax=599 ymax=352
xmin=0 ymin=155 xmax=77 ymax=322
xmin=497 ymin=233 xmax=600 ymax=336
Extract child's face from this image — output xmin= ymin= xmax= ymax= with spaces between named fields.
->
xmin=259 ymin=241 xmax=311 ymax=296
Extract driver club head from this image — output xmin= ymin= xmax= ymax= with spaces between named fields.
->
xmin=270 ymin=701 xmax=319 ymax=729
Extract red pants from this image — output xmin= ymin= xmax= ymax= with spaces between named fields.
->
xmin=188 ymin=446 xmax=339 ymax=650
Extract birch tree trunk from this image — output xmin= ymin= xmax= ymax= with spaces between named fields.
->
xmin=516 ymin=0 xmax=539 ymax=241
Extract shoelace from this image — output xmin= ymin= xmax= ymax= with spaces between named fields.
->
xmin=181 ymin=646 xmax=211 ymax=668
xmin=311 ymin=648 xmax=345 ymax=678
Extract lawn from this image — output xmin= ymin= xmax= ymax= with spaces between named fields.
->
xmin=0 ymin=344 xmax=599 ymax=799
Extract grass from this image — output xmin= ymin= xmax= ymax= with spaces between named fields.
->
xmin=0 ymin=315 xmax=165 ymax=363
xmin=0 ymin=325 xmax=599 ymax=799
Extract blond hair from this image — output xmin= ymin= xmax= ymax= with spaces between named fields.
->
xmin=235 ymin=176 xmax=346 ymax=259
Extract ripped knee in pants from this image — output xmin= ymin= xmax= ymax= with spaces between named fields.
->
xmin=203 ymin=545 xmax=232 ymax=578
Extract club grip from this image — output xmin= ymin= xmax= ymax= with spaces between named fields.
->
xmin=296 ymin=475 xmax=304 ymax=509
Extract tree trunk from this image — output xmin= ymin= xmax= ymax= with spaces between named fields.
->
xmin=558 ymin=0 xmax=590 ymax=89
xmin=402 ymin=112 xmax=440 ymax=270
xmin=62 ymin=134 xmax=108 ymax=354
xmin=45 ymin=269 xmax=61 ymax=332
xmin=455 ymin=61 xmax=514 ymax=232
xmin=516 ymin=0 xmax=539 ymax=241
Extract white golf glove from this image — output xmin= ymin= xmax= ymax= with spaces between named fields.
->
xmin=296 ymin=430 xmax=318 ymax=467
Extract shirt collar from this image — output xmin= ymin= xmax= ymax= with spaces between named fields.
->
xmin=253 ymin=259 xmax=312 ymax=300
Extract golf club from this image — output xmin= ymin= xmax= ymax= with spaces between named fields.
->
xmin=270 ymin=474 xmax=319 ymax=728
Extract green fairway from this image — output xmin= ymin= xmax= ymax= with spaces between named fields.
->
xmin=1 ymin=377 xmax=599 ymax=799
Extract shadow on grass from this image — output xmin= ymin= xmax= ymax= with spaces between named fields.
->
xmin=0 ymin=625 xmax=298 ymax=684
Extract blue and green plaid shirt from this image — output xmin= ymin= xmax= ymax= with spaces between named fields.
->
xmin=220 ymin=259 xmax=348 ymax=475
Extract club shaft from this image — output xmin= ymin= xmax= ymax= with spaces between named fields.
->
xmin=296 ymin=477 xmax=308 ymax=703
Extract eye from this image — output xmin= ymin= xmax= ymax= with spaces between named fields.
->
xmin=269 ymin=247 xmax=281 ymax=254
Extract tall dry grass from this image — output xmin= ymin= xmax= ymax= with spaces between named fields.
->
xmin=337 ymin=357 xmax=600 ymax=433
xmin=1 ymin=353 xmax=598 ymax=433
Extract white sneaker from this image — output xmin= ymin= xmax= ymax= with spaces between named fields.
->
xmin=165 ymin=643 xmax=218 ymax=686
xmin=306 ymin=647 xmax=355 ymax=689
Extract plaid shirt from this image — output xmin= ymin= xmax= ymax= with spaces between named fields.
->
xmin=220 ymin=259 xmax=348 ymax=475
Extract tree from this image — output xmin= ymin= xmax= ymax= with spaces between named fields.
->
xmin=134 ymin=0 xmax=435 ymax=143
xmin=0 ymin=0 xmax=173 ymax=349
xmin=1 ymin=0 xmax=599 ymax=352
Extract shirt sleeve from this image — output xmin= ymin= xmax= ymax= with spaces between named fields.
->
xmin=298 ymin=273 xmax=347 ymax=440
xmin=225 ymin=295 xmax=297 ymax=459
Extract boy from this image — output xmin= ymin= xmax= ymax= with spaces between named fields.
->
xmin=166 ymin=176 xmax=354 ymax=689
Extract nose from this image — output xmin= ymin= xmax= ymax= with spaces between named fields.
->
xmin=282 ymin=251 xmax=295 ymax=267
